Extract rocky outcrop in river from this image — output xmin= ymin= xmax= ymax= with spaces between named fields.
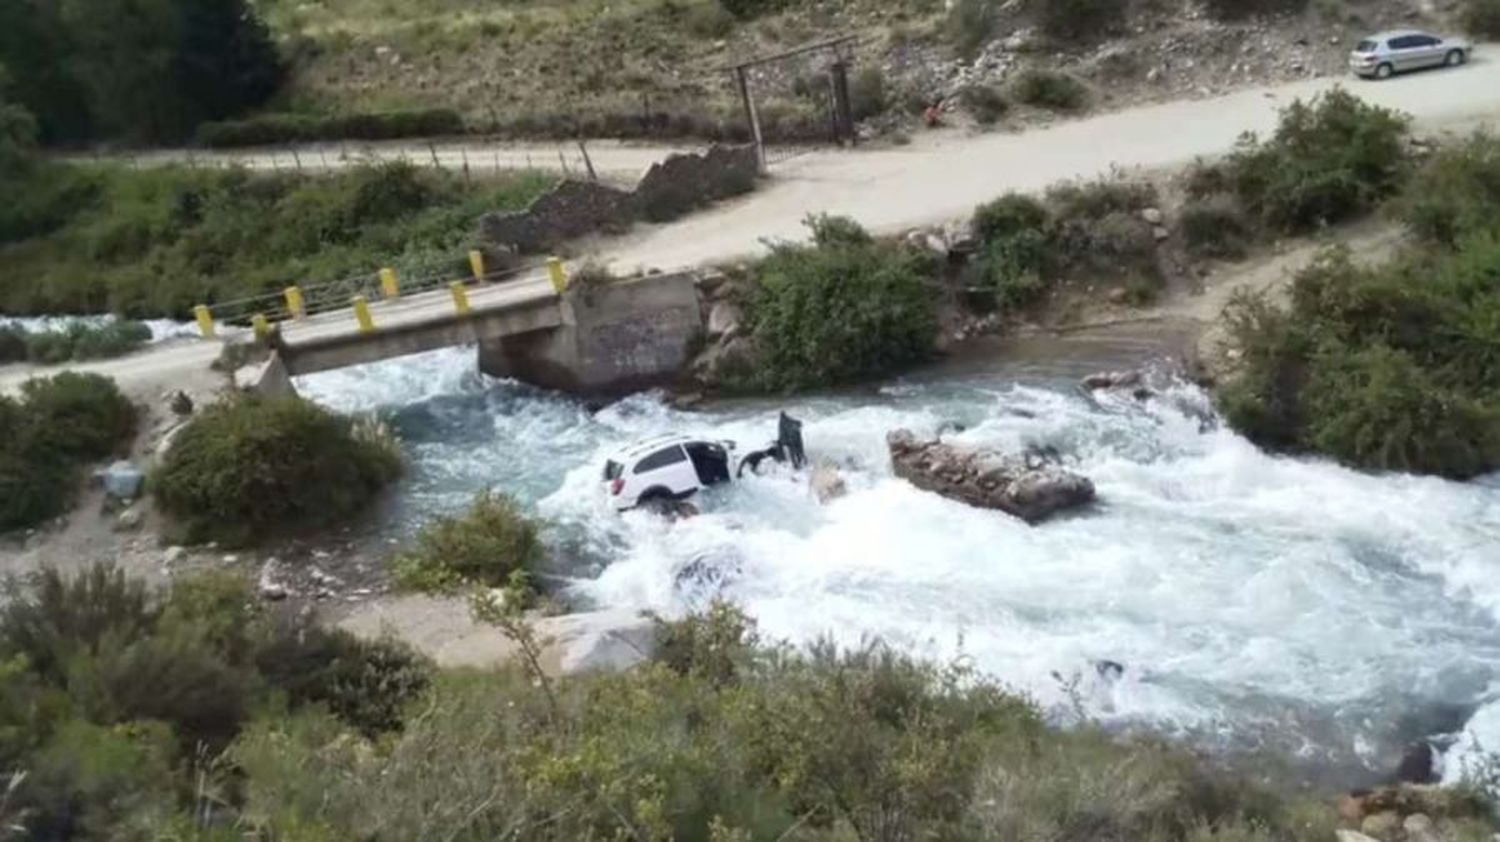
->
xmin=886 ymin=429 xmax=1095 ymax=523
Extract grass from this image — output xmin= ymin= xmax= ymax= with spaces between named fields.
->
xmin=254 ymin=0 xmax=937 ymax=139
xmin=0 ymin=160 xmax=553 ymax=319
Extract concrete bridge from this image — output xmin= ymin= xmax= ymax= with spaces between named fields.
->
xmin=247 ymin=269 xmax=705 ymax=398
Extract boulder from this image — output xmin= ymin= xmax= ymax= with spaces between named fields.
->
xmin=810 ymin=462 xmax=848 ymax=504
xmin=163 ymin=546 xmax=187 ymax=566
xmin=1396 ymin=742 xmax=1438 ymax=784
xmin=886 ymin=429 xmax=1095 ymax=523
xmin=1140 ymin=207 xmax=1164 ymax=225
xmin=1360 ymin=811 xmax=1400 ymax=840
xmin=113 ymin=507 xmax=143 ymax=532
xmin=693 ymin=335 xmax=756 ymax=384
xmin=546 ymin=609 xmax=658 ymax=674
xmin=1081 ymin=370 xmax=1143 ymax=391
xmin=1335 ymin=832 xmax=1380 ymax=842
xmin=1403 ymin=814 xmax=1439 ymax=842
xmin=707 ymin=300 xmax=743 ymax=339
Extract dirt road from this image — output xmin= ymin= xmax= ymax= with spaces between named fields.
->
xmin=11 ymin=60 xmax=1500 ymax=392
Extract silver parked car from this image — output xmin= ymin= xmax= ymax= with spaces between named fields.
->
xmin=1349 ymin=30 xmax=1471 ymax=79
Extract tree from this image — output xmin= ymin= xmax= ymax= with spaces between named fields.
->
xmin=0 ymin=66 xmax=37 ymax=173
xmin=172 ymin=0 xmax=284 ymax=125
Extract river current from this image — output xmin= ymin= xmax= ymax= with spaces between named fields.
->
xmin=281 ymin=336 xmax=1500 ymax=789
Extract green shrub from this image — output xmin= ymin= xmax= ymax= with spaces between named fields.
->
xmin=1224 ymin=89 xmax=1410 ymax=232
xmin=1046 ymin=175 xmax=1156 ymax=220
xmin=392 ymin=490 xmax=544 ymax=593
xmin=195 ymin=108 xmax=466 ymax=147
xmin=1461 ymin=0 xmax=1500 ymax=37
xmin=744 ymin=217 xmax=938 ymax=390
xmin=682 ymin=0 xmax=736 ymax=37
xmin=1392 ymin=131 xmax=1500 ymax=246
xmin=1037 ymin=0 xmax=1126 ymax=41
xmin=651 ymin=600 xmax=758 ymax=687
xmin=806 ymin=212 xmax=874 ymax=247
xmin=1046 ymin=177 xmax=1160 ymax=277
xmin=973 ymin=192 xmax=1050 ymax=242
xmin=947 ymin=0 xmax=1001 ymax=58
xmin=1182 ymin=194 xmax=1254 ymax=258
xmin=719 ymin=0 xmax=781 ymax=19
xmin=1202 ymin=0 xmax=1308 ymax=18
xmin=254 ymin=616 xmax=430 ymax=738
xmin=961 ymin=84 xmax=1011 ymax=126
xmin=19 ymin=372 xmax=137 ymax=461
xmin=1301 ymin=344 xmax=1500 ymax=477
xmin=0 ymin=326 xmax=25 ymax=362
xmin=849 ymin=67 xmax=888 ymax=121
xmin=15 ymin=320 xmax=152 ymax=364
xmin=1012 ymin=70 xmax=1090 ymax=111
xmin=152 ymin=396 xmax=401 ymax=543
xmin=22 ymin=719 xmax=179 ymax=839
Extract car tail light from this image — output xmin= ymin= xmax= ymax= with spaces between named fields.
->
xmin=610 ymin=478 xmax=624 ymax=496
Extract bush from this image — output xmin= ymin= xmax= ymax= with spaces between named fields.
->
xmin=1047 ymin=177 xmax=1160 ymax=277
xmin=152 ymin=396 xmax=401 ymax=543
xmin=1224 ymin=89 xmax=1410 ymax=232
xmin=947 ymin=0 xmax=1003 ymax=58
xmin=0 ymin=326 xmax=24 ymax=362
xmin=961 ymin=85 xmax=1011 ymax=126
xmin=1012 ymin=70 xmax=1090 ymax=111
xmin=1461 ymin=0 xmax=1500 ymax=36
xmin=806 ymin=212 xmax=873 ymax=247
xmin=1182 ymin=194 xmax=1254 ymax=258
xmin=849 ymin=67 xmax=887 ymax=121
xmin=1302 ymin=344 xmax=1500 ymax=477
xmin=719 ymin=0 xmax=781 ymax=19
xmin=743 ymin=217 xmax=938 ymax=390
xmin=19 ymin=373 xmax=137 ymax=461
xmin=1392 ymin=131 xmax=1500 ymax=246
xmin=973 ymin=192 xmax=1050 ymax=242
xmin=1036 ymin=0 xmax=1126 ymax=41
xmin=11 ymin=320 xmax=152 ymax=364
xmin=392 ymin=490 xmax=544 ymax=593
xmin=255 ymin=616 xmax=430 ymax=738
xmin=195 ymin=108 xmax=466 ymax=148
xmin=1202 ymin=0 xmax=1308 ymax=18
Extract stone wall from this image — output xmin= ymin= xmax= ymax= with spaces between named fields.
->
xmin=476 ymin=144 xmax=759 ymax=254
xmin=477 ymin=271 xmax=703 ymax=396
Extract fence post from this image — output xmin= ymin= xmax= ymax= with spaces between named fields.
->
xmin=379 ymin=267 xmax=400 ymax=299
xmin=547 ymin=257 xmax=568 ymax=294
xmin=284 ymin=286 xmax=306 ymax=319
xmin=468 ymin=250 xmax=486 ymax=282
xmin=449 ymin=281 xmax=472 ymax=315
xmin=192 ymin=305 xmax=215 ymax=338
xmin=352 ymin=295 xmax=375 ymax=333
xmin=252 ymin=313 xmax=271 ymax=342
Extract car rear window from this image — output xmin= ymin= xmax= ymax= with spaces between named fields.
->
xmin=1356 ymin=40 xmax=1378 ymax=51
xmin=603 ymin=460 xmax=623 ymax=481
xmin=634 ymin=446 xmax=687 ymax=474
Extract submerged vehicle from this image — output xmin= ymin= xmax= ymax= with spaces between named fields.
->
xmin=603 ymin=413 xmax=805 ymax=512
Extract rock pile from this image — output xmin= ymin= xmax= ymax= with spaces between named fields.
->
xmin=886 ymin=429 xmax=1094 ymax=523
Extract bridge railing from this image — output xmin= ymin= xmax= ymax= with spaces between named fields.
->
xmin=190 ymin=251 xmax=571 ymax=341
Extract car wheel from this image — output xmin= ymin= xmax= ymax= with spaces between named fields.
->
xmin=1375 ymin=62 xmax=1394 ymax=79
xmin=636 ymin=487 xmax=673 ymax=510
xmin=1446 ymin=49 xmax=1466 ymax=67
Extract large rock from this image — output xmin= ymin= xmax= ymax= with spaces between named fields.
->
xmin=810 ymin=462 xmax=847 ymax=504
xmin=886 ymin=429 xmax=1095 ymax=523
xmin=707 ymin=300 xmax=742 ymax=339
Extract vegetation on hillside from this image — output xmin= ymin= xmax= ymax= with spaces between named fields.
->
xmin=152 ymin=396 xmax=402 ymax=544
xmin=0 ymin=374 xmax=137 ymax=532
xmin=0 ymin=0 xmax=282 ymax=143
xmin=0 ymin=159 xmax=552 ymax=318
xmin=11 ymin=565 xmax=1481 ymax=840
xmin=1217 ymin=128 xmax=1500 ymax=478
xmin=0 ymin=320 xmax=152 ymax=365
xmin=392 ymin=489 xmax=544 ymax=594
xmin=0 ymin=565 xmax=430 ymax=836
xmin=737 ymin=215 xmax=940 ymax=391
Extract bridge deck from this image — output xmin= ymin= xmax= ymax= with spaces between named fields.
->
xmin=274 ymin=273 xmax=563 ymax=375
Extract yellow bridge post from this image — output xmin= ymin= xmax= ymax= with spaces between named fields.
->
xmin=468 ymin=249 xmax=485 ymax=282
xmin=284 ymin=286 xmax=306 ymax=319
xmin=449 ymin=281 xmax=472 ymax=316
xmin=192 ymin=305 xmax=215 ymax=338
xmin=379 ymin=267 xmax=400 ymax=299
xmin=352 ymin=295 xmax=375 ymax=333
xmin=546 ymin=257 xmax=568 ymax=294
xmin=251 ymin=313 xmax=271 ymax=342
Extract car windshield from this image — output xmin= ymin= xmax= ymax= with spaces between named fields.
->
xmin=602 ymin=460 xmax=623 ymax=481
xmin=1356 ymin=39 xmax=1378 ymax=51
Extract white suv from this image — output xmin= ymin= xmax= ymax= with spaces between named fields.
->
xmin=603 ymin=435 xmax=734 ymax=511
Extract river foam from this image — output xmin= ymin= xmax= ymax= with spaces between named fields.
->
xmin=297 ymin=345 xmax=1500 ymax=786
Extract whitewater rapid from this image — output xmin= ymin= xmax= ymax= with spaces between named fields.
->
xmin=297 ymin=345 xmax=1500 ymax=787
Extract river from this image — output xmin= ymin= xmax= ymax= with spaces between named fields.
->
xmin=293 ymin=332 xmax=1500 ymax=791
